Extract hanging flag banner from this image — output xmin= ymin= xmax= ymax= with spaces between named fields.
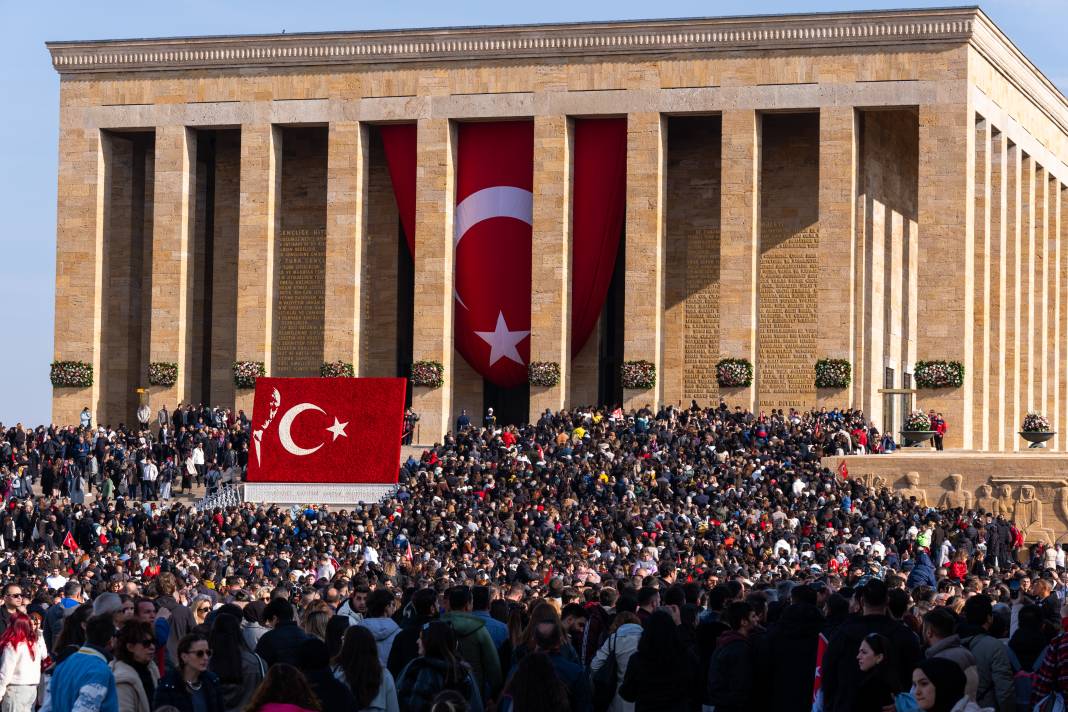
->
xmin=246 ymin=377 xmax=406 ymax=488
xmin=454 ymin=121 xmax=535 ymax=388
xmin=379 ymin=123 xmax=417 ymax=256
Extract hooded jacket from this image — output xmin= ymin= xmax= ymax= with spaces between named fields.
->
xmin=927 ymin=634 xmax=980 ymax=702
xmin=706 ymin=630 xmax=753 ymax=712
xmin=360 ymin=617 xmax=402 ymax=667
xmin=440 ymin=611 xmax=502 ymax=698
xmin=764 ymin=601 xmax=826 ymax=712
xmin=907 ymin=551 xmax=938 ymax=589
xmin=958 ymin=625 xmax=1015 ymax=712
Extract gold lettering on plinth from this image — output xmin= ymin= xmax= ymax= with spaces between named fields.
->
xmin=274 ymin=227 xmax=326 ymax=376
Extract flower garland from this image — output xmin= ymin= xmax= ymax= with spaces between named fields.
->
xmin=814 ymin=359 xmax=851 ymax=389
xmin=411 ymin=361 xmax=445 ymax=388
xmin=148 ymin=362 xmax=178 ymax=387
xmin=1022 ymin=411 xmax=1052 ymax=432
xmin=914 ymin=360 xmax=965 ymax=389
xmin=716 ymin=358 xmax=753 ymax=388
xmin=320 ymin=361 xmax=355 ymax=378
xmin=903 ymin=410 xmax=933 ymax=431
xmin=621 ymin=361 xmax=656 ymax=390
xmin=528 ymin=361 xmax=561 ymax=387
xmin=50 ymin=361 xmax=93 ymax=388
xmin=232 ymin=361 xmax=265 ymax=389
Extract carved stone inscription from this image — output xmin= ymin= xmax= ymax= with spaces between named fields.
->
xmin=685 ymin=228 xmax=720 ymax=402
xmin=274 ymin=227 xmax=326 ymax=376
xmin=758 ymin=224 xmax=819 ymax=407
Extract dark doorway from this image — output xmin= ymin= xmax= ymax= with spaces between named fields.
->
xmin=599 ymin=228 xmax=626 ymax=407
xmin=484 ymin=379 xmax=530 ymax=426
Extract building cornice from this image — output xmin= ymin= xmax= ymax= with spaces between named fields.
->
xmin=48 ymin=8 xmax=979 ymax=75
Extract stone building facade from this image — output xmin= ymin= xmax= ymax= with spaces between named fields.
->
xmin=48 ymin=8 xmax=1068 ymax=447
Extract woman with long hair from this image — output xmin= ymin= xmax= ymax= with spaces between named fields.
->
xmin=0 ymin=613 xmax=44 ymax=712
xmin=590 ymin=611 xmax=642 ymax=712
xmin=242 ymin=663 xmax=321 ymax=712
xmin=110 ymin=620 xmax=159 ymax=712
xmin=300 ymin=608 xmax=330 ymax=642
xmin=912 ymin=657 xmax=987 ymax=712
xmin=514 ymin=602 xmax=578 ymax=664
xmin=52 ymin=601 xmax=92 ymax=662
xmin=208 ymin=613 xmax=264 ymax=712
xmin=499 ymin=652 xmax=570 ymax=712
xmin=190 ymin=595 xmax=213 ymax=629
xmin=854 ymin=633 xmax=900 ymax=712
xmin=332 ymin=624 xmax=399 ymax=712
xmin=325 ymin=615 xmax=350 ymax=660
xmin=396 ymin=620 xmax=483 ymax=712
xmin=618 ymin=610 xmax=699 ymax=711
xmin=153 ymin=633 xmax=225 ymax=712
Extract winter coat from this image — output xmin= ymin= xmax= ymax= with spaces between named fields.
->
xmin=763 ymin=601 xmax=825 ymax=712
xmin=110 ymin=659 xmax=159 ymax=712
xmin=303 ymin=666 xmax=356 ymax=711
xmin=152 ymin=669 xmax=224 ymax=712
xmin=254 ymin=620 xmax=309 ymax=668
xmin=959 ymin=627 xmax=1015 ymax=712
xmin=950 ymin=697 xmax=995 ymax=712
xmin=215 ymin=648 xmax=264 ymax=712
xmin=395 ymin=656 xmax=483 ymax=712
xmin=907 ymin=552 xmax=938 ymax=589
xmin=590 ymin=623 xmax=643 ymax=712
xmin=360 ymin=617 xmax=401 ymax=667
xmin=440 ymin=611 xmax=502 ymax=698
xmin=821 ymin=614 xmax=922 ymax=712
xmin=620 ymin=645 xmax=699 ymax=712
xmin=927 ymin=635 xmax=980 ymax=702
xmin=706 ymin=630 xmax=753 ymax=712
xmin=387 ymin=614 xmax=434 ymax=679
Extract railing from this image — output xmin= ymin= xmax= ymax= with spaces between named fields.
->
xmin=195 ymin=483 xmax=244 ymax=512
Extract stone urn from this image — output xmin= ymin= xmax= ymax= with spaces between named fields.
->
xmin=900 ymin=430 xmax=937 ymax=447
xmin=1019 ymin=431 xmax=1056 ymax=448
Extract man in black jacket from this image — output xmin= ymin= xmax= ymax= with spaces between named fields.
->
xmin=387 ymin=588 xmax=439 ymax=678
xmin=707 ymin=601 xmax=758 ymax=712
xmin=821 ymin=579 xmax=921 ymax=712
xmin=762 ymin=585 xmax=826 ymax=712
xmin=255 ymin=598 xmax=309 ymax=668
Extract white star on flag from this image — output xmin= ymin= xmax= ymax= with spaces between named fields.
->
xmin=326 ymin=417 xmax=348 ymax=441
xmin=475 ymin=311 xmax=529 ymax=366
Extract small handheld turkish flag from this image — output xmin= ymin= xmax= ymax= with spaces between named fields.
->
xmin=836 ymin=460 xmax=849 ymax=480
xmin=63 ymin=531 xmax=78 ymax=552
xmin=247 ymin=377 xmax=407 ymax=485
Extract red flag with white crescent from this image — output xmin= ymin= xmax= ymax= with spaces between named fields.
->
xmin=454 ymin=122 xmax=534 ymax=387
xmin=63 ymin=530 xmax=78 ymax=553
xmin=836 ymin=460 xmax=849 ymax=480
xmin=246 ymin=377 xmax=406 ymax=484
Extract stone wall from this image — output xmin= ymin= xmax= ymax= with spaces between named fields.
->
xmin=825 ymin=452 xmax=1068 ymax=543
xmin=758 ymin=113 xmax=820 ymax=411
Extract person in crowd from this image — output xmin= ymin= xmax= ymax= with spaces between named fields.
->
xmin=360 ymin=588 xmax=401 ymax=667
xmin=854 ymin=633 xmax=901 ymax=712
xmin=590 ymin=611 xmax=642 ymax=712
xmin=958 ymin=595 xmax=1014 ymax=712
xmin=333 ymin=623 xmax=400 ymax=712
xmin=395 ymin=620 xmax=483 ymax=712
xmin=763 ymin=583 xmax=824 ymax=712
xmin=296 ymin=637 xmax=355 ymax=710
xmin=0 ymin=612 xmax=45 ymax=712
xmin=255 ymin=599 xmax=309 ymax=668
xmin=440 ymin=586 xmax=502 ymax=699
xmin=110 ymin=620 xmax=159 ymax=712
xmin=41 ymin=614 xmax=118 ymax=712
xmin=923 ymin=607 xmax=979 ymax=700
xmin=705 ymin=601 xmax=758 ymax=712
xmin=619 ymin=610 xmax=697 ymax=712
xmin=207 ymin=612 xmax=263 ymax=712
xmin=913 ymin=657 xmax=990 ymax=712
xmin=389 ymin=588 xmax=439 ymax=679
xmin=521 ymin=620 xmax=591 ymax=712
xmin=498 ymin=652 xmax=573 ymax=712
xmin=242 ymin=663 xmax=322 ymax=712
xmin=153 ymin=633 xmax=225 ymax=712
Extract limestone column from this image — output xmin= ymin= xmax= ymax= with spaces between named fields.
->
xmin=1058 ymin=182 xmax=1067 ymax=449
xmin=528 ymin=115 xmax=573 ymax=422
xmin=1022 ymin=155 xmax=1036 ymax=414
xmin=149 ymin=126 xmax=197 ymax=412
xmin=1038 ymin=166 xmax=1050 ymax=419
xmin=973 ymin=118 xmax=991 ymax=450
xmin=817 ymin=107 xmax=856 ymax=408
xmin=52 ymin=127 xmax=107 ymax=426
xmin=1007 ymin=144 xmax=1021 ymax=451
xmin=720 ymin=110 xmax=760 ymax=411
xmin=990 ymin=131 xmax=1007 ymax=451
xmin=916 ymin=103 xmax=975 ymax=449
xmin=622 ymin=112 xmax=666 ymax=410
xmin=323 ymin=121 xmax=367 ymax=370
xmin=235 ymin=124 xmax=281 ymax=415
xmin=411 ymin=118 xmax=456 ymax=442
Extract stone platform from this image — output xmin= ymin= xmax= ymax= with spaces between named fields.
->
xmin=823 ymin=452 xmax=1068 ymax=543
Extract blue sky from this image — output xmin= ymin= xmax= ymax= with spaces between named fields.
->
xmin=1 ymin=1 xmax=1065 ymax=426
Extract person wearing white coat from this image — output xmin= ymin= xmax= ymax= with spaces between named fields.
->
xmin=590 ymin=616 xmax=643 ymax=712
xmin=0 ymin=615 xmax=46 ymax=712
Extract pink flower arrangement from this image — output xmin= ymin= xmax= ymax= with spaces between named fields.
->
xmin=411 ymin=361 xmax=445 ymax=388
xmin=232 ymin=361 xmax=265 ymax=389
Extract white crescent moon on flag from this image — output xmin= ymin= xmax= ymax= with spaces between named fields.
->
xmin=277 ymin=403 xmax=326 ymax=457
xmin=453 ymin=186 xmax=533 ymax=310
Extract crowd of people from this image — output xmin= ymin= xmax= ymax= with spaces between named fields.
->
xmin=0 ymin=401 xmax=1061 ymax=711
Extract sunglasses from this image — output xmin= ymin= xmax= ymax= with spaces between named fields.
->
xmin=137 ymin=638 xmax=156 ymax=647
xmin=187 ymin=649 xmax=211 ymax=658
xmin=196 ymin=607 xmax=210 ymax=613
xmin=5 ymin=593 xmax=22 ymax=599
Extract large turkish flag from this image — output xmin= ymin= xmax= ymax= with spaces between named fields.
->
xmin=454 ymin=121 xmax=534 ymax=388
xmin=246 ymin=377 xmax=405 ymax=484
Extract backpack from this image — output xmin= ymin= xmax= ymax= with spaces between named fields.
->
xmin=591 ymin=632 xmax=618 ymax=712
